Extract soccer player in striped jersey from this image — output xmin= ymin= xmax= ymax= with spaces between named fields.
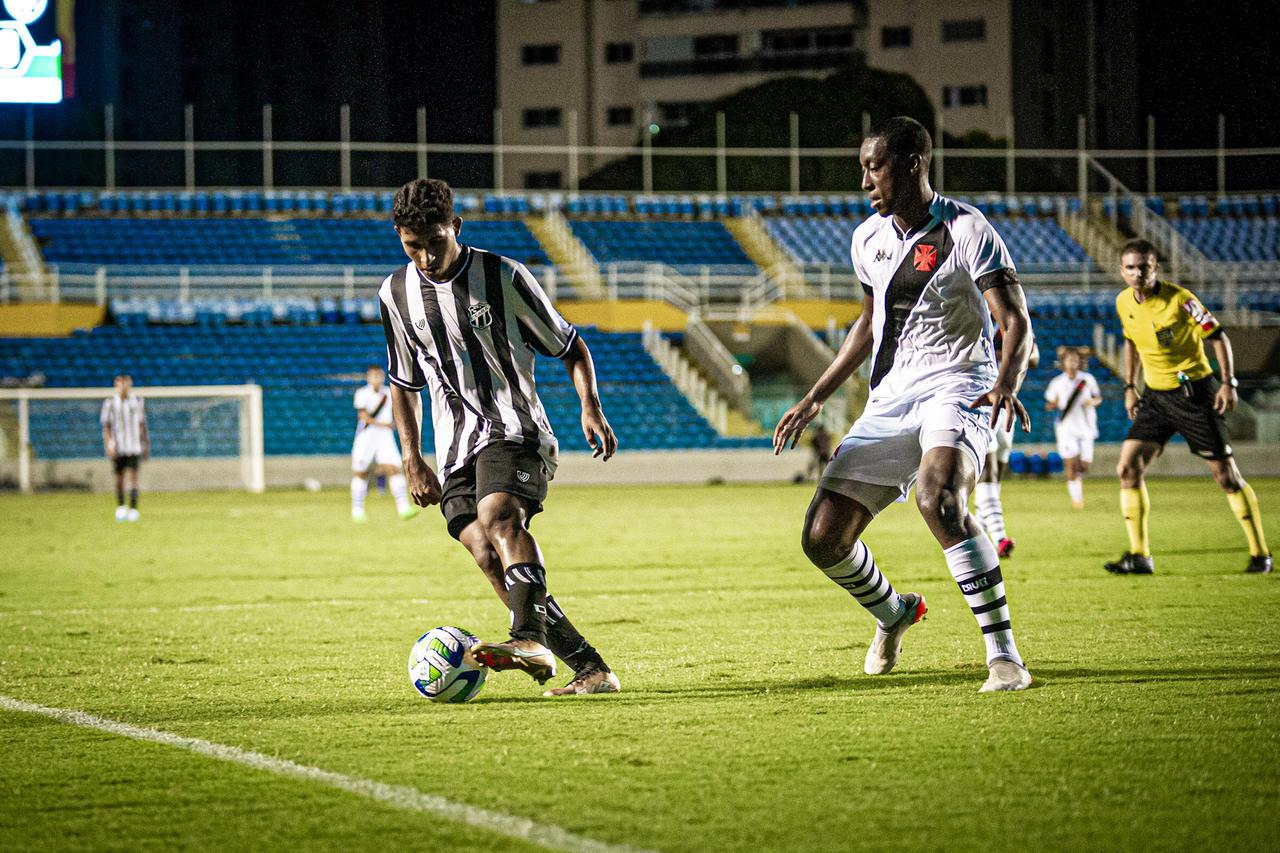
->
xmin=101 ymin=374 xmax=148 ymax=522
xmin=774 ymin=117 xmax=1035 ymax=692
xmin=380 ymin=178 xmax=621 ymax=696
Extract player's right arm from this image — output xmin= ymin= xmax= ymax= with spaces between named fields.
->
xmin=773 ymin=290 xmax=875 ymax=454
xmin=390 ymin=384 xmax=441 ymax=506
xmin=1122 ymin=339 xmax=1142 ymax=419
xmin=100 ymin=400 xmax=115 ymax=458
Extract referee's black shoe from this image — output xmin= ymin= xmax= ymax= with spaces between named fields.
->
xmin=1246 ymin=554 xmax=1273 ymax=574
xmin=1104 ymin=552 xmax=1155 ymax=575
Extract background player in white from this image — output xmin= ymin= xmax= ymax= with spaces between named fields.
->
xmin=351 ymin=365 xmax=417 ymax=522
xmin=1044 ymin=346 xmax=1102 ymax=509
xmin=974 ymin=333 xmax=1039 ymax=557
xmin=101 ymin=373 xmax=148 ymax=522
xmin=774 ymin=117 xmax=1035 ymax=693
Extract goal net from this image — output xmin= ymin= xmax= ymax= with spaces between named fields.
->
xmin=0 ymin=385 xmax=264 ymax=493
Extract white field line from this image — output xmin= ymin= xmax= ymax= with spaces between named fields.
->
xmin=0 ymin=599 xmax=364 ymax=618
xmin=0 ymin=695 xmax=657 ymax=853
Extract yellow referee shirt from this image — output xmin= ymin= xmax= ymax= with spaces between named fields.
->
xmin=1116 ymin=280 xmax=1219 ymax=391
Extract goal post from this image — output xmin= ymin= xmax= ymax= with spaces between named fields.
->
xmin=0 ymin=384 xmax=265 ymax=494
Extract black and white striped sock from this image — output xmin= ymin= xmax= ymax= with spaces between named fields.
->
xmin=974 ymin=482 xmax=1007 ymax=543
xmin=504 ymin=562 xmax=548 ymax=645
xmin=944 ymin=535 xmax=1022 ymax=665
xmin=544 ymin=595 xmax=606 ymax=673
xmin=820 ymin=540 xmax=906 ymax=627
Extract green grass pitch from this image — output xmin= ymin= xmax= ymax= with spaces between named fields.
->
xmin=2 ymin=478 xmax=1278 ymax=852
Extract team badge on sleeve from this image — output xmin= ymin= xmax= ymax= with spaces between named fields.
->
xmin=1181 ymin=297 xmax=1217 ymax=332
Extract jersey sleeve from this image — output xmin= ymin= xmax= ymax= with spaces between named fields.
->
xmin=959 ymin=215 xmax=1016 ymax=286
xmin=100 ymin=399 xmax=110 ymax=426
xmin=1179 ymin=290 xmax=1221 ymax=339
xmin=378 ymin=291 xmax=427 ymax=391
xmin=353 ymin=389 xmax=364 ymax=411
xmin=510 ymin=264 xmax=577 ymax=358
xmin=849 ymin=234 xmax=872 ymax=296
xmin=1088 ymin=374 xmax=1102 ymax=399
xmin=1044 ymin=376 xmax=1059 ymax=404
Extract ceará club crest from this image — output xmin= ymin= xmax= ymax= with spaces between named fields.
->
xmin=468 ymin=302 xmax=493 ymax=329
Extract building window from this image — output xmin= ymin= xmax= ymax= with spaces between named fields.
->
xmin=693 ymin=34 xmax=738 ymax=58
xmin=524 ymin=171 xmax=563 ymax=189
xmin=522 ymin=108 xmax=562 ymax=129
xmin=943 ymin=85 xmax=988 ymax=108
xmin=606 ymin=106 xmax=634 ymax=127
xmin=521 ymin=44 xmax=561 ymax=65
xmin=942 ymin=19 xmax=986 ymax=42
xmin=605 ymin=42 xmax=634 ymax=63
xmin=881 ymin=26 xmax=911 ymax=48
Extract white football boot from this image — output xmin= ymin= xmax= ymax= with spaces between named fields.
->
xmin=864 ymin=592 xmax=927 ymax=675
xmin=114 ymin=506 xmax=128 ymax=522
xmin=979 ymin=659 xmax=1032 ymax=693
xmin=125 ymin=508 xmax=140 ymax=522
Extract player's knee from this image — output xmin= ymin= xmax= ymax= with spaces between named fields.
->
xmin=917 ymin=486 xmax=966 ymax=536
xmin=476 ymin=498 xmax=523 ymax=539
xmin=1214 ymin=467 xmax=1243 ymax=491
xmin=801 ymin=520 xmax=852 ymax=568
xmin=1116 ymin=460 xmax=1141 ymax=486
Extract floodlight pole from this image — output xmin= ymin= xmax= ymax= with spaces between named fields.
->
xmin=568 ymin=109 xmax=579 ymax=192
xmin=262 ymin=105 xmax=274 ymax=191
xmin=789 ymin=112 xmax=799 ymax=194
xmin=493 ymin=108 xmax=505 ymax=192
xmin=715 ymin=111 xmax=727 ymax=193
xmin=340 ymin=104 xmax=352 ymax=192
xmin=1147 ymin=115 xmax=1156 ymax=195
xmin=184 ymin=104 xmax=196 ymax=191
xmin=104 ymin=104 xmax=116 ymax=191
xmin=1076 ymin=115 xmax=1087 ymax=208
xmin=1217 ymin=114 xmax=1226 ymax=196
xmin=642 ymin=108 xmax=654 ymax=193
xmin=417 ymin=107 xmax=428 ymax=179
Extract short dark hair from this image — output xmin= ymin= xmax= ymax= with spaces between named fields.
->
xmin=393 ymin=178 xmax=455 ymax=233
xmin=866 ymin=116 xmax=932 ymax=164
xmin=1121 ymin=238 xmax=1159 ymax=260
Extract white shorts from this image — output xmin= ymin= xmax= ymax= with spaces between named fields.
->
xmin=352 ymin=427 xmax=402 ymax=471
xmin=819 ymin=392 xmax=993 ymax=516
xmin=989 ymin=408 xmax=1014 ymax=463
xmin=1055 ymin=426 xmax=1095 ymax=463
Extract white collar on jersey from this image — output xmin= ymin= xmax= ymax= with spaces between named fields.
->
xmin=890 ymin=192 xmax=943 ymax=241
xmin=414 ymin=245 xmax=473 ymax=286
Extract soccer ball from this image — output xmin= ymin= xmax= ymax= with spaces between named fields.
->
xmin=408 ymin=626 xmax=487 ymax=703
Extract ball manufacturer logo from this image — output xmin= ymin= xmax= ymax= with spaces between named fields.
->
xmin=913 ymin=243 xmax=937 ymax=272
xmin=468 ymin=302 xmax=493 ymax=329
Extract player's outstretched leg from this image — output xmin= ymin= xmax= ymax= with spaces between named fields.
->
xmin=802 ymin=488 xmax=926 ymax=676
xmin=918 ymin=446 xmax=1030 ymax=692
xmin=459 ymin=523 xmax=618 ymax=694
xmin=350 ymin=472 xmax=369 ymax=523
xmin=974 ymin=453 xmax=1013 ymax=557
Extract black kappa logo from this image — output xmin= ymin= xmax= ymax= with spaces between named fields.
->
xmin=468 ymin=302 xmax=493 ymax=329
xmin=874 ymin=248 xmax=891 ymax=263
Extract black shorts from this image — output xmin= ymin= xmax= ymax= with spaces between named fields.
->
xmin=440 ymin=441 xmax=550 ymax=540
xmin=1126 ymin=376 xmax=1232 ymax=460
xmin=112 ymin=454 xmax=141 ymax=474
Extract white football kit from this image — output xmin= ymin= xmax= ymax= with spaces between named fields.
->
xmin=351 ymin=383 xmax=402 ymax=471
xmin=1045 ymin=370 xmax=1101 ymax=462
xmin=821 ymin=193 xmax=1016 ymax=514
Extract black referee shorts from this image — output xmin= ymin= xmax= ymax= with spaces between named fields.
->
xmin=440 ymin=441 xmax=550 ymax=540
xmin=112 ymin=454 xmax=141 ymax=474
xmin=1126 ymin=376 xmax=1233 ymax=460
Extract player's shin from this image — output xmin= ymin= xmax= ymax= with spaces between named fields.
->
xmin=504 ymin=563 xmax=549 ymax=645
xmin=945 ymin=534 xmax=1023 ymax=666
xmin=1227 ymin=483 xmax=1269 ymax=558
xmin=973 ymin=481 xmax=1007 ymax=543
xmin=544 ymin=594 xmax=607 ymax=672
xmin=1119 ymin=484 xmax=1151 ymax=557
xmin=1066 ymin=477 xmax=1084 ymax=506
xmin=820 ymin=540 xmax=906 ymax=627
xmin=350 ymin=476 xmax=367 ymax=514
xmin=388 ymin=473 xmax=410 ymax=512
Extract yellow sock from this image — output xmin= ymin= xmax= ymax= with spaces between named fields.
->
xmin=1227 ymin=483 xmax=1269 ymax=557
xmin=1120 ymin=485 xmax=1151 ymax=557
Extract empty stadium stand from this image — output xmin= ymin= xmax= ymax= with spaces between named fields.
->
xmin=0 ymin=322 xmax=766 ymax=459
xmin=567 ymin=219 xmax=756 ymax=271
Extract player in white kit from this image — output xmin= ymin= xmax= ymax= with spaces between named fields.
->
xmin=774 ymin=117 xmax=1035 ymax=692
xmin=974 ymin=332 xmax=1039 ymax=558
xmin=351 ymin=365 xmax=418 ymax=522
xmin=1044 ymin=346 xmax=1102 ymax=509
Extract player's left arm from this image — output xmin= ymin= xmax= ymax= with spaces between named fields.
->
xmin=561 ymin=335 xmax=617 ymax=461
xmin=139 ymin=401 xmax=150 ymax=460
xmin=975 ymin=271 xmax=1033 ymax=432
xmin=1208 ymin=331 xmax=1238 ymax=413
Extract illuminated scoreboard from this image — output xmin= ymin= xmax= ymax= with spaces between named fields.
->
xmin=1 ymin=0 xmax=64 ymax=104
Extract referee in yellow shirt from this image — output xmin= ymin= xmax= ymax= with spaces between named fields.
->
xmin=1107 ymin=238 xmax=1271 ymax=575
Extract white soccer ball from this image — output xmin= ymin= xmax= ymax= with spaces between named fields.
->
xmin=303 ymin=477 xmax=322 ymax=492
xmin=408 ymin=626 xmax=487 ymax=703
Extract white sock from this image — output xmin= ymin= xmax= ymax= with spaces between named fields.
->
xmin=973 ymin=481 xmax=1007 ymax=543
xmin=1067 ymin=477 xmax=1084 ymax=505
xmin=820 ymin=540 xmax=906 ymax=627
xmin=389 ymin=474 xmax=410 ymax=512
xmin=350 ymin=476 xmax=368 ymax=513
xmin=944 ymin=534 xmax=1022 ymax=666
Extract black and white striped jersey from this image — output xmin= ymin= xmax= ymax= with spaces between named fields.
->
xmin=100 ymin=394 xmax=147 ymax=457
xmin=377 ymin=245 xmax=575 ymax=479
